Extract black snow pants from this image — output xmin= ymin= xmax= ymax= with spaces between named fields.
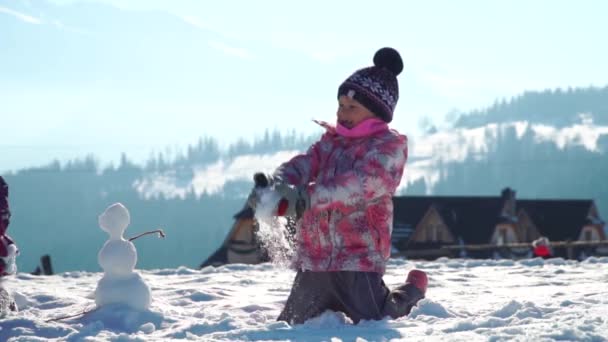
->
xmin=277 ymin=271 xmax=424 ymax=325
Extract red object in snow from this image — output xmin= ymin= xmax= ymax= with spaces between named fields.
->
xmin=533 ymin=245 xmax=552 ymax=258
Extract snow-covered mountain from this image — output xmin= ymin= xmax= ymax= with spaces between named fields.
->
xmin=0 ymin=0 xmax=325 ymax=173
xmin=0 ymin=0 xmax=236 ymax=83
xmin=134 ymin=120 xmax=608 ymax=199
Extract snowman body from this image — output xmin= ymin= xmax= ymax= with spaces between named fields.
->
xmin=94 ymin=203 xmax=151 ymax=310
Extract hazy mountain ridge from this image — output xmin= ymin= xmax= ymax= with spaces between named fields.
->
xmin=135 ymin=119 xmax=608 ymax=200
xmin=1 ymin=0 xmax=235 ymax=84
xmin=454 ymin=86 xmax=608 ymax=128
xmin=0 ymin=0 xmax=318 ymax=90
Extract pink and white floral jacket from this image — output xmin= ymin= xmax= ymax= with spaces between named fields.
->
xmin=274 ymin=121 xmax=408 ymax=274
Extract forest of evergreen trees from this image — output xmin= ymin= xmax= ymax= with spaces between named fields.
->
xmin=407 ymin=124 xmax=608 ymax=218
xmin=409 ymin=85 xmax=608 ymax=218
xmin=454 ymin=86 xmax=608 ymax=128
xmin=3 ymin=86 xmax=607 ymax=273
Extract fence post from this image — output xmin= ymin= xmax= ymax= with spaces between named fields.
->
xmin=566 ymin=241 xmax=573 ymax=260
xmin=41 ymin=255 xmax=53 ymax=275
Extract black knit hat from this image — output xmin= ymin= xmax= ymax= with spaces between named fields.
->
xmin=337 ymin=47 xmax=403 ymax=123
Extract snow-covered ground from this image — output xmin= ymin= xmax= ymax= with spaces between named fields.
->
xmin=1 ymin=257 xmax=607 ymax=341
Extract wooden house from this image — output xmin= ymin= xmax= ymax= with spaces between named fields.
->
xmin=200 ymin=205 xmax=269 ymax=268
xmin=517 ymin=199 xmax=607 ymax=258
xmin=203 ymin=188 xmax=605 ymax=267
xmin=393 ymin=188 xmax=521 ymax=259
xmin=392 ymin=188 xmax=605 ymax=259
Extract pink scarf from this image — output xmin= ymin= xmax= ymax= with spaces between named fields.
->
xmin=335 ymin=118 xmax=388 ymax=138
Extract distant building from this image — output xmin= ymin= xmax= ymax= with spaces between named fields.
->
xmin=202 ymin=188 xmax=606 ymax=267
xmin=393 ymin=188 xmax=605 ymax=259
xmin=200 ymin=206 xmax=269 ymax=268
xmin=517 ymin=199 xmax=606 ymax=258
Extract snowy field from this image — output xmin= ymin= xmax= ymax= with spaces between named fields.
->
xmin=1 ymin=257 xmax=607 ymax=341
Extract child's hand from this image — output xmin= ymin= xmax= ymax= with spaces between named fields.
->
xmin=274 ymin=183 xmax=310 ymax=219
xmin=253 ymin=173 xmax=272 ymax=188
xmin=247 ymin=172 xmax=274 ymax=210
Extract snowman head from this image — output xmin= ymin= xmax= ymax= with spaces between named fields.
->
xmin=99 ymin=203 xmax=130 ymax=238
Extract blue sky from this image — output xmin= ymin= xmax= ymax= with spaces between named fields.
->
xmin=1 ymin=0 xmax=607 ymax=172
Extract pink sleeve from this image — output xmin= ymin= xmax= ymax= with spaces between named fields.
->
xmin=273 ymin=137 xmax=323 ymax=187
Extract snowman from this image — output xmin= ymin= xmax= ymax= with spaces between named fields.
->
xmin=95 ymin=203 xmax=151 ymax=310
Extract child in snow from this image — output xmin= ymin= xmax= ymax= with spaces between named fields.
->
xmin=0 ymin=177 xmax=18 ymax=277
xmin=1 ymin=176 xmax=19 ymax=314
xmin=249 ymin=47 xmax=427 ymax=325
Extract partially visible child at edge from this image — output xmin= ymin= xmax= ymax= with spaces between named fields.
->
xmin=249 ymin=47 xmax=427 ymax=325
xmin=1 ymin=176 xmax=19 ymax=313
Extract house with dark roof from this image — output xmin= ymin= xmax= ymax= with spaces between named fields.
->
xmin=517 ymin=199 xmax=606 ymax=258
xmin=202 ymin=188 xmax=605 ymax=267
xmin=393 ymin=188 xmax=522 ymax=259
xmin=201 ymin=204 xmax=297 ymax=268
xmin=200 ymin=205 xmax=269 ymax=268
xmin=392 ymin=188 xmax=606 ymax=259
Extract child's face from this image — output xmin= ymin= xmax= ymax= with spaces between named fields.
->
xmin=337 ymin=96 xmax=376 ymax=128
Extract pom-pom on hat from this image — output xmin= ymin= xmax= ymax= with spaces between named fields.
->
xmin=337 ymin=47 xmax=403 ymax=123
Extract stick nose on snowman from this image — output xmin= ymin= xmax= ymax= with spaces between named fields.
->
xmin=128 ymin=229 xmax=166 ymax=242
